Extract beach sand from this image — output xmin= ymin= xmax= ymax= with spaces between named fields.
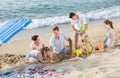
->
xmin=0 ymin=17 xmax=120 ymax=77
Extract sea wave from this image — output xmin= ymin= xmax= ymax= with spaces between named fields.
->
xmin=0 ymin=6 xmax=120 ymax=29
xmin=26 ymin=6 xmax=120 ymax=29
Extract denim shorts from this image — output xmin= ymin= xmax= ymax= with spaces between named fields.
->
xmin=53 ymin=47 xmax=70 ymax=54
xmin=104 ymin=43 xmax=108 ymax=48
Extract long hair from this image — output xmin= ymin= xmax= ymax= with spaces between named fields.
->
xmin=104 ymin=19 xmax=114 ymax=29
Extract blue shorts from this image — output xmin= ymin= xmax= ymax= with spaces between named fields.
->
xmin=53 ymin=47 xmax=70 ymax=54
xmin=59 ymin=47 xmax=70 ymax=54
xmin=104 ymin=42 xmax=108 ymax=48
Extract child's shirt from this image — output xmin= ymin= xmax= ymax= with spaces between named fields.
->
xmin=71 ymin=15 xmax=87 ymax=31
xmin=83 ymin=42 xmax=93 ymax=52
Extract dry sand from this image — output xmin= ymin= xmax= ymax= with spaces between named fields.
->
xmin=0 ymin=17 xmax=120 ymax=77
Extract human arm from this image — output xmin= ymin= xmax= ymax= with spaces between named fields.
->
xmin=31 ymin=43 xmax=37 ymax=50
xmin=32 ymin=47 xmax=37 ymax=50
xmin=69 ymin=38 xmax=72 ymax=51
xmin=68 ymin=38 xmax=72 ymax=53
xmin=104 ymin=37 xmax=107 ymax=43
xmin=50 ymin=37 xmax=55 ymax=53
xmin=62 ymin=32 xmax=72 ymax=52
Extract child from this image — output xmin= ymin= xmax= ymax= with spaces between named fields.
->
xmin=40 ymin=47 xmax=53 ymax=62
xmin=69 ymin=12 xmax=88 ymax=49
xmin=81 ymin=35 xmax=94 ymax=55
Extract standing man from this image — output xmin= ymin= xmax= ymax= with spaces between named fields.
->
xmin=50 ymin=26 xmax=72 ymax=59
xmin=69 ymin=12 xmax=88 ymax=49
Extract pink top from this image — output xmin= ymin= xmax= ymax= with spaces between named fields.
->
xmin=31 ymin=40 xmax=44 ymax=50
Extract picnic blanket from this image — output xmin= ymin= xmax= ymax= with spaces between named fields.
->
xmin=0 ymin=63 xmax=68 ymax=78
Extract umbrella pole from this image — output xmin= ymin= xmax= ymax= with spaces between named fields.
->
xmin=8 ymin=42 xmax=27 ymax=67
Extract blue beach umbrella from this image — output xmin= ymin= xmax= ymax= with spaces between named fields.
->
xmin=0 ymin=19 xmax=32 ymax=66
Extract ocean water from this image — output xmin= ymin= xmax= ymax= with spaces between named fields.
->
xmin=0 ymin=0 xmax=120 ymax=29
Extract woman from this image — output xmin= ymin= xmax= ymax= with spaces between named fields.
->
xmin=30 ymin=35 xmax=53 ymax=63
xmin=31 ymin=35 xmax=44 ymax=50
xmin=95 ymin=20 xmax=115 ymax=51
xmin=104 ymin=19 xmax=115 ymax=50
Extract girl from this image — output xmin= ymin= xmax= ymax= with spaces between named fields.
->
xmin=103 ymin=20 xmax=115 ymax=50
xmin=95 ymin=20 xmax=115 ymax=51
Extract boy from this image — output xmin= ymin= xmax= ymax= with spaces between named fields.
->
xmin=69 ymin=12 xmax=88 ymax=49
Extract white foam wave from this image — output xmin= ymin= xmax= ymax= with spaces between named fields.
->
xmin=26 ymin=6 xmax=120 ymax=29
xmin=1 ymin=6 xmax=120 ymax=29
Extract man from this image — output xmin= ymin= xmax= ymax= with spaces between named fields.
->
xmin=50 ymin=26 xmax=72 ymax=57
xmin=69 ymin=12 xmax=88 ymax=49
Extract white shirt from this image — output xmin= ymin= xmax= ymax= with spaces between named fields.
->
xmin=71 ymin=15 xmax=87 ymax=31
xmin=50 ymin=32 xmax=69 ymax=54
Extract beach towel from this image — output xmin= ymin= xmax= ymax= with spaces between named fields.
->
xmin=0 ymin=63 xmax=68 ymax=78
